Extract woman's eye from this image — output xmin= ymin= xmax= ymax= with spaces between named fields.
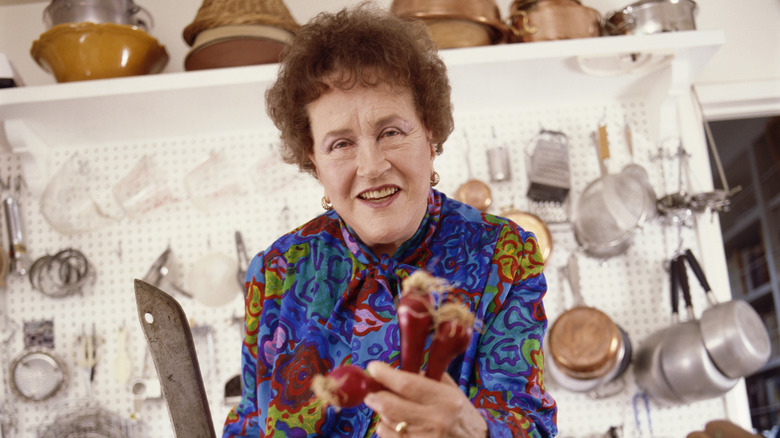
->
xmin=380 ymin=128 xmax=402 ymax=139
xmin=331 ymin=140 xmax=350 ymax=150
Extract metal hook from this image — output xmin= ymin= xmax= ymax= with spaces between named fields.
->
xmin=633 ymin=392 xmax=653 ymax=438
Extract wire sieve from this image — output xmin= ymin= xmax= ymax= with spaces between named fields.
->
xmin=573 ymin=121 xmax=652 ymax=258
xmin=9 ymin=348 xmax=67 ymax=401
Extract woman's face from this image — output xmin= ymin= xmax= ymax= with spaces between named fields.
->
xmin=308 ymin=82 xmax=435 ymax=256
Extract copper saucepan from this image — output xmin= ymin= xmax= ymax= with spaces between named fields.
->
xmin=546 ymin=257 xmax=631 ymax=394
xmin=507 ymin=0 xmax=602 ymax=43
xmin=500 ymin=208 xmax=552 ymax=262
xmin=390 ymin=0 xmax=507 ymax=48
xmin=453 ymin=132 xmax=493 ymax=212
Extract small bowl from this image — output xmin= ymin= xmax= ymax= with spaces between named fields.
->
xmin=30 ymin=22 xmax=168 ymax=82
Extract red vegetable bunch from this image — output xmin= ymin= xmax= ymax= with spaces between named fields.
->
xmin=311 ymin=364 xmax=384 ymax=411
xmin=311 ymin=270 xmax=475 ymax=409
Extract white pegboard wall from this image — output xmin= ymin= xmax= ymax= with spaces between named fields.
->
xmin=0 ymin=98 xmax=745 ymax=437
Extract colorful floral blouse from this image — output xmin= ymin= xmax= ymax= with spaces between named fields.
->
xmin=223 ymin=189 xmax=557 ymax=437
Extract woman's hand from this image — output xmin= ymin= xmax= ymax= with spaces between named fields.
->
xmin=364 ymin=361 xmax=488 ymax=438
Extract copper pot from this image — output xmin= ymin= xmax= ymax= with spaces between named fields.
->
xmin=454 ymin=179 xmax=492 ymax=212
xmin=390 ymin=0 xmax=507 ymax=48
xmin=549 ymin=306 xmax=623 ymax=380
xmin=500 ymin=208 xmax=552 ymax=262
xmin=508 ymin=0 xmax=602 ymax=43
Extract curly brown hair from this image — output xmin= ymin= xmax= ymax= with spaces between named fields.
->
xmin=265 ymin=3 xmax=454 ymax=177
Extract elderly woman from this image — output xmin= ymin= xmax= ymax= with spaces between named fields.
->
xmin=224 ymin=4 xmax=557 ymax=438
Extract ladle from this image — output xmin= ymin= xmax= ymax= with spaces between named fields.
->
xmin=454 ymin=131 xmax=492 ymax=212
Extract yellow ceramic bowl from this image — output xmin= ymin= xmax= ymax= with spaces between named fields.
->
xmin=31 ymin=22 xmax=169 ymax=82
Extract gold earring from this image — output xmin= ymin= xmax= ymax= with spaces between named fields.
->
xmin=430 ymin=171 xmax=440 ymax=187
xmin=321 ymin=196 xmax=333 ymax=211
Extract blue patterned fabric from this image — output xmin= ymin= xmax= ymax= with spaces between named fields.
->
xmin=223 ymin=189 xmax=557 ymax=437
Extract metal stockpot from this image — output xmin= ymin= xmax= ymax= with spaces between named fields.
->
xmin=508 ymin=0 xmax=602 ymax=43
xmin=604 ymin=0 xmax=696 ymax=36
xmin=43 ymin=0 xmax=153 ymax=30
xmin=660 ymin=257 xmax=737 ymax=404
xmin=634 ymin=259 xmax=682 ymax=404
xmin=683 ymin=249 xmax=771 ymax=379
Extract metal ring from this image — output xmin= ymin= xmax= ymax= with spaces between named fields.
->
xmin=394 ymin=421 xmax=408 ymax=435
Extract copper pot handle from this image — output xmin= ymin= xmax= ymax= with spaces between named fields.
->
xmin=508 ymin=10 xmax=537 ymax=37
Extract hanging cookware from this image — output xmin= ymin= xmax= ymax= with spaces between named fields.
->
xmin=633 ymin=259 xmax=683 ymax=405
xmin=454 ymin=132 xmax=492 ymax=212
xmin=500 ymin=208 xmax=552 ymax=262
xmin=546 ymin=256 xmax=631 ymax=393
xmin=621 ymin=119 xmax=658 ymax=221
xmin=43 ymin=0 xmax=154 ymax=31
xmin=604 ymin=0 xmax=697 ymax=36
xmin=660 ymin=257 xmax=738 ymax=404
xmin=525 ymin=129 xmax=572 ymax=224
xmin=10 ymin=348 xmax=68 ymax=402
xmin=573 ymin=122 xmax=652 ymax=259
xmin=507 ymin=0 xmax=603 ymax=43
xmin=682 ymin=249 xmax=771 ymax=378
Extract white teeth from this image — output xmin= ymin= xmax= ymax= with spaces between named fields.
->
xmin=360 ymin=187 xmax=398 ymax=200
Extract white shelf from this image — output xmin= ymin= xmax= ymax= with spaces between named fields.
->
xmin=0 ymin=30 xmax=724 ymax=152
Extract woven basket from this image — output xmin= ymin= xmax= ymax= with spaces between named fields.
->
xmin=183 ymin=0 xmax=299 ymax=46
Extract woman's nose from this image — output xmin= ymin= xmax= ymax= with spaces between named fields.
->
xmin=356 ymin=143 xmax=391 ymax=178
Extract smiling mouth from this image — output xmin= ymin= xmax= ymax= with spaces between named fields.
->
xmin=359 ymin=187 xmax=399 ymax=201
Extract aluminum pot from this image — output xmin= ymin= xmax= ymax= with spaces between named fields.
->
xmin=508 ymin=0 xmax=602 ymax=43
xmin=634 ymin=259 xmax=681 ymax=405
xmin=604 ymin=0 xmax=696 ymax=36
xmin=660 ymin=257 xmax=738 ymax=404
xmin=43 ymin=0 xmax=153 ymax=30
xmin=683 ymin=249 xmax=771 ymax=379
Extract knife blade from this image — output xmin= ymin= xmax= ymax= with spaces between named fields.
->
xmin=134 ymin=279 xmax=216 ymax=438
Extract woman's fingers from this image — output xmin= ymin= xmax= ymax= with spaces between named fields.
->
xmin=367 ymin=361 xmax=435 ymax=399
xmin=365 ymin=361 xmax=488 ymax=438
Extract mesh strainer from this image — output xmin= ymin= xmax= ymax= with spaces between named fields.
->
xmin=9 ymin=348 xmax=67 ymax=401
xmin=574 ymin=171 xmax=649 ymax=258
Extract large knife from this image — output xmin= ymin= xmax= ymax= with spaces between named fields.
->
xmin=134 ymin=279 xmax=216 ymax=438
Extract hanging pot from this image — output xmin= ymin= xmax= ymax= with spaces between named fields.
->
xmin=660 ymin=257 xmax=738 ymax=404
xmin=633 ymin=259 xmax=682 ymax=405
xmin=500 ymin=208 xmax=552 ymax=261
xmin=454 ymin=179 xmax=492 ymax=212
xmin=453 ymin=132 xmax=493 ymax=212
xmin=682 ymin=249 xmax=771 ymax=378
xmin=508 ymin=0 xmax=602 ymax=43
xmin=545 ymin=257 xmax=631 ymax=394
